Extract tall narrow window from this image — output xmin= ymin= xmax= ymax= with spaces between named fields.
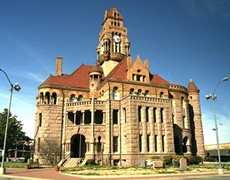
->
xmin=113 ymin=136 xmax=118 ymax=152
xmin=139 ymin=134 xmax=142 ymax=152
xmin=84 ymin=110 xmax=91 ymax=124
xmin=123 ymin=108 xmax=126 ymax=123
xmin=112 ymin=87 xmax=119 ymax=100
xmin=37 ymin=137 xmax=40 ymax=152
xmin=146 ymin=107 xmax=149 ymax=122
xmin=39 ymin=113 xmax=42 ymax=127
xmin=136 ymin=75 xmax=141 ymax=81
xmin=154 ymin=135 xmax=157 ymax=152
xmin=147 ymin=134 xmax=150 ymax=152
xmin=153 ymin=108 xmax=157 ymax=123
xmin=162 ymin=135 xmax=165 ymax=152
xmin=138 ymin=106 xmax=141 ymax=122
xmin=113 ymin=109 xmax=118 ymax=124
xmin=160 ymin=108 xmax=164 ymax=123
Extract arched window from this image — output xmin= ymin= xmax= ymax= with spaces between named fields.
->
xmin=112 ymin=87 xmax=119 ymax=100
xmin=77 ymin=95 xmax=83 ymax=101
xmin=45 ymin=92 xmax=50 ymax=104
xmin=144 ymin=90 xmax=149 ymax=96
xmin=51 ymin=92 xmax=57 ymax=105
xmin=137 ymin=89 xmax=142 ymax=96
xmin=159 ymin=92 xmax=164 ymax=97
xmin=70 ymin=94 xmax=76 ymax=102
xmin=40 ymin=92 xmax=44 ymax=104
xmin=129 ymin=88 xmax=134 ymax=95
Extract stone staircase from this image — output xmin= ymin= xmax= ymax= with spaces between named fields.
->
xmin=63 ymin=158 xmax=82 ymax=168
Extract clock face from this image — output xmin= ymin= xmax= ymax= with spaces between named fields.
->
xmin=113 ymin=35 xmax=120 ymax=43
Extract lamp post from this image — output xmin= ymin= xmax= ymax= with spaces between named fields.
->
xmin=0 ymin=68 xmax=21 ymax=175
xmin=205 ymin=74 xmax=229 ymax=175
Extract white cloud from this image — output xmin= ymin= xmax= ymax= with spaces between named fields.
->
xmin=26 ymin=72 xmax=45 ymax=83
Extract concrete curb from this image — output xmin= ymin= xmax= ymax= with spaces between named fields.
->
xmin=61 ymin=170 xmax=230 ymax=179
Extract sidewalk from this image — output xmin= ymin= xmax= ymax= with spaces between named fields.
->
xmin=1 ymin=168 xmax=230 ymax=180
xmin=1 ymin=168 xmax=79 ymax=180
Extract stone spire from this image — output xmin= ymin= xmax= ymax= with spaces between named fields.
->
xmin=188 ymin=79 xmax=199 ymax=93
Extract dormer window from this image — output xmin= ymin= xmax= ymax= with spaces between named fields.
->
xmin=132 ymin=73 xmax=145 ymax=82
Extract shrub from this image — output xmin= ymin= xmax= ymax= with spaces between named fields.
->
xmin=162 ymin=156 xmax=173 ymax=166
xmin=186 ymin=156 xmax=203 ymax=165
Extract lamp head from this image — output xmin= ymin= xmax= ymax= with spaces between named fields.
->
xmin=205 ymin=94 xmax=212 ymax=100
xmin=13 ymin=83 xmax=21 ymax=92
xmin=222 ymin=75 xmax=230 ymax=82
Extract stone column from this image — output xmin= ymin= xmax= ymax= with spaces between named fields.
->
xmin=141 ymin=106 xmax=147 ymax=153
xmin=103 ymin=112 xmax=106 ymax=124
xmin=186 ymin=137 xmax=192 ymax=154
xmin=74 ymin=112 xmax=76 ymax=125
xmin=156 ymin=108 xmax=162 ymax=152
xmin=149 ymin=107 xmax=155 ymax=153
xmin=163 ymin=108 xmax=170 ymax=153
xmin=184 ymin=100 xmax=190 ymax=129
xmin=90 ymin=98 xmax=95 ymax=157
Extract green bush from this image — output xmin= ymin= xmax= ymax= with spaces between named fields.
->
xmin=162 ymin=156 xmax=173 ymax=166
xmin=186 ymin=156 xmax=203 ymax=165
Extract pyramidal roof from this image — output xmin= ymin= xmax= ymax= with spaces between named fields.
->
xmin=188 ymin=79 xmax=199 ymax=92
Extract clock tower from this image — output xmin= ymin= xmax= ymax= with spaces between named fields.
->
xmin=96 ymin=7 xmax=130 ymax=76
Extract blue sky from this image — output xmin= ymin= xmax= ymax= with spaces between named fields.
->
xmin=0 ymin=0 xmax=229 ymax=144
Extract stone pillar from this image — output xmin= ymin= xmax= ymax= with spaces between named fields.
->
xmin=141 ymin=106 xmax=147 ymax=153
xmin=103 ymin=112 xmax=106 ymax=124
xmin=173 ymin=98 xmax=183 ymax=129
xmin=148 ymin=107 xmax=154 ymax=153
xmin=186 ymin=138 xmax=192 ymax=154
xmin=74 ymin=112 xmax=76 ymax=125
xmin=134 ymin=74 xmax=137 ymax=81
xmin=91 ymin=98 xmax=95 ymax=157
xmin=163 ymin=107 xmax=175 ymax=153
xmin=184 ymin=100 xmax=190 ymax=129
xmin=156 ymin=108 xmax=162 ymax=152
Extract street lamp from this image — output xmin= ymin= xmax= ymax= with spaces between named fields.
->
xmin=0 ymin=68 xmax=21 ymax=175
xmin=205 ymin=74 xmax=229 ymax=175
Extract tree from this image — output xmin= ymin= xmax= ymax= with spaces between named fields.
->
xmin=0 ymin=108 xmax=29 ymax=156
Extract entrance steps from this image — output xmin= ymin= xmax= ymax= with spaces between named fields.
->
xmin=63 ymin=158 xmax=82 ymax=168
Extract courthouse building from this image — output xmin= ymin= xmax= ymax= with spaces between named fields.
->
xmin=34 ymin=7 xmax=205 ymax=166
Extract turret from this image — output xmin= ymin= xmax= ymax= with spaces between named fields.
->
xmin=188 ymin=79 xmax=205 ymax=157
xmin=89 ymin=65 xmax=103 ymax=92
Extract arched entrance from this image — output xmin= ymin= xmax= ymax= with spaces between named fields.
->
xmin=70 ymin=134 xmax=86 ymax=158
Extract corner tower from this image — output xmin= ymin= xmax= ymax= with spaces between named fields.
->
xmin=97 ymin=7 xmax=130 ymax=76
xmin=188 ymin=80 xmax=205 ymax=157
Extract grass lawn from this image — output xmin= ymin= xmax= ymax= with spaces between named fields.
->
xmin=3 ymin=162 xmax=27 ymax=168
xmin=61 ymin=164 xmax=230 ymax=176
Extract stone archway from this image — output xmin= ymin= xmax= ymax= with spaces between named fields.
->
xmin=70 ymin=134 xmax=86 ymax=158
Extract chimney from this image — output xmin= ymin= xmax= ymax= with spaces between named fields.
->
xmin=55 ymin=56 xmax=63 ymax=76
